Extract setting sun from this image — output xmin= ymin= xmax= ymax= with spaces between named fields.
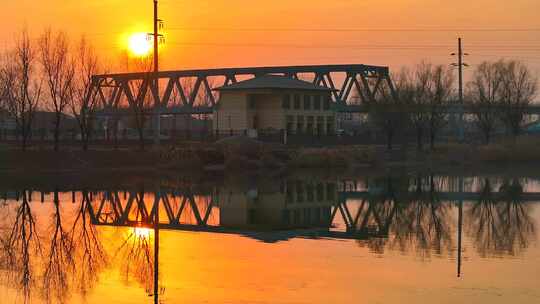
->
xmin=128 ymin=33 xmax=152 ymax=56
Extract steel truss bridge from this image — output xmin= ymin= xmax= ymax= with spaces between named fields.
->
xmin=89 ymin=64 xmax=394 ymax=115
xmin=90 ymin=64 xmax=540 ymax=120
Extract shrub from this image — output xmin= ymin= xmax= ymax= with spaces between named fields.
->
xmin=290 ymin=148 xmax=360 ymax=168
xmin=225 ymin=155 xmax=262 ymax=171
xmin=214 ymin=136 xmax=263 ymax=159
xmin=474 ymin=136 xmax=540 ymax=162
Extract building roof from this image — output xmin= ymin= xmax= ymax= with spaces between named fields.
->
xmin=214 ymin=75 xmax=335 ymax=92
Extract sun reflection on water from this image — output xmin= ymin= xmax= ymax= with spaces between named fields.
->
xmin=132 ymin=227 xmax=152 ymax=240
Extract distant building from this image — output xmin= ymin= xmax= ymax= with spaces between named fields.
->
xmin=213 ymin=75 xmax=336 ymax=136
xmin=0 ymin=109 xmax=16 ymax=138
xmin=525 ymin=119 xmax=540 ymax=134
xmin=31 ymin=111 xmax=78 ymax=138
xmin=0 ymin=110 xmax=15 ymax=128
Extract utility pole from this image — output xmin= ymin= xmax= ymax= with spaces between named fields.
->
xmin=152 ymin=0 xmax=162 ymax=146
xmin=452 ymin=38 xmax=468 ymax=142
xmin=458 ymin=38 xmax=463 ymax=105
xmin=153 ymin=190 xmax=160 ymax=304
xmin=153 ymin=0 xmax=159 ymax=75
xmin=457 ymin=176 xmax=464 ymax=278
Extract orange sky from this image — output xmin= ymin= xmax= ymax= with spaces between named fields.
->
xmin=1 ymin=0 xmax=540 ymax=74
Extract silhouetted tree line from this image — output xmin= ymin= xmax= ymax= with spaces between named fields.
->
xmin=0 ymin=28 xmax=104 ymax=151
xmin=366 ymin=60 xmax=537 ymax=150
xmin=0 ymin=29 xmax=219 ymax=151
xmin=1 ymin=29 xmax=537 ymax=151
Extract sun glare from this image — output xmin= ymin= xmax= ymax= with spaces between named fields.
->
xmin=128 ymin=33 xmax=152 ymax=56
xmin=133 ymin=227 xmax=152 ymax=239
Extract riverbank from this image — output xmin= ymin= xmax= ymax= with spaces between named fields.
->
xmin=1 ymin=136 xmax=540 ymax=181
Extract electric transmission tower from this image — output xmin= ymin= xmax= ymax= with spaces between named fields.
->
xmin=451 ymin=37 xmax=469 ymax=141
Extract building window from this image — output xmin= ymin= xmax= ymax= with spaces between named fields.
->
xmin=314 ymin=95 xmax=321 ymax=110
xmin=303 ymin=95 xmax=311 ymax=110
xmin=326 ymin=183 xmax=336 ymax=200
xmin=306 ymin=116 xmax=314 ymax=135
xmin=286 ymin=181 xmax=294 ymax=203
xmin=294 ymin=94 xmax=301 ymax=109
xmin=282 ymin=94 xmax=291 ymax=109
xmin=296 ymin=181 xmax=304 ymax=203
xmin=306 ymin=183 xmax=315 ymax=202
xmin=316 ymin=116 xmax=324 ymax=135
xmin=294 ymin=210 xmax=300 ymax=224
xmin=326 ymin=116 xmax=335 ymax=135
xmin=248 ymin=95 xmax=256 ymax=109
xmin=316 ymin=183 xmax=324 ymax=201
xmin=323 ymin=95 xmax=331 ymax=110
xmin=282 ymin=209 xmax=291 ymax=225
xmin=286 ymin=115 xmax=294 ymax=133
xmin=252 ymin=115 xmax=258 ymax=129
xmin=296 ymin=115 xmax=304 ymax=133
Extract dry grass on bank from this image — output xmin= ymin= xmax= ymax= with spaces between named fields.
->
xmin=426 ymin=136 xmax=540 ymax=164
xmin=474 ymin=136 xmax=540 ymax=162
xmin=2 ymin=135 xmax=540 ymax=174
xmin=290 ymin=146 xmax=376 ymax=168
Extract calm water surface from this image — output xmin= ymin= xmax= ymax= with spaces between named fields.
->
xmin=0 ymin=173 xmax=539 ymax=304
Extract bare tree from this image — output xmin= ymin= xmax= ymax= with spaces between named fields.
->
xmin=125 ymin=56 xmax=154 ymax=150
xmin=467 ymin=60 xmax=505 ymax=144
xmin=70 ymin=37 xmax=100 ymax=151
xmin=402 ymin=62 xmax=454 ymax=150
xmin=498 ymin=60 xmax=537 ymax=139
xmin=0 ymin=29 xmax=43 ymax=151
xmin=410 ymin=62 xmax=432 ymax=150
xmin=367 ymin=69 xmax=412 ymax=150
xmin=39 ymin=29 xmax=75 ymax=151
xmin=0 ymin=59 xmax=10 ymax=141
xmin=426 ymin=64 xmax=454 ymax=149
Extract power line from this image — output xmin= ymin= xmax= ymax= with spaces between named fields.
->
xmin=164 ymin=41 xmax=540 ymax=51
xmin=472 ymin=54 xmax=540 ymax=61
xmin=165 ymin=27 xmax=540 ymax=33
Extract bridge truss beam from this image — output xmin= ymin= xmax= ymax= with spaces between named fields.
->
xmin=88 ymin=64 xmax=394 ymax=115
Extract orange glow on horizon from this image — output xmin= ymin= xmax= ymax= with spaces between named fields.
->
xmin=0 ymin=1 xmax=539 ymax=82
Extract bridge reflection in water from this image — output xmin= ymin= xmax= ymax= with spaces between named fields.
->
xmin=81 ymin=176 xmax=538 ymax=244
xmin=0 ymin=175 xmax=537 ymax=303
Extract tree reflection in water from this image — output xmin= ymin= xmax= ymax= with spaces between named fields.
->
xmin=115 ymin=226 xmax=155 ymax=295
xmin=389 ymin=175 xmax=454 ymax=259
xmin=357 ymin=175 xmax=455 ymax=259
xmin=0 ymin=174 xmax=537 ymax=303
xmin=0 ymin=190 xmax=109 ymax=303
xmin=69 ymin=191 xmax=108 ymax=296
xmin=0 ymin=190 xmax=42 ymax=302
xmin=42 ymin=189 xmax=75 ymax=303
xmin=466 ymin=178 xmax=536 ymax=257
